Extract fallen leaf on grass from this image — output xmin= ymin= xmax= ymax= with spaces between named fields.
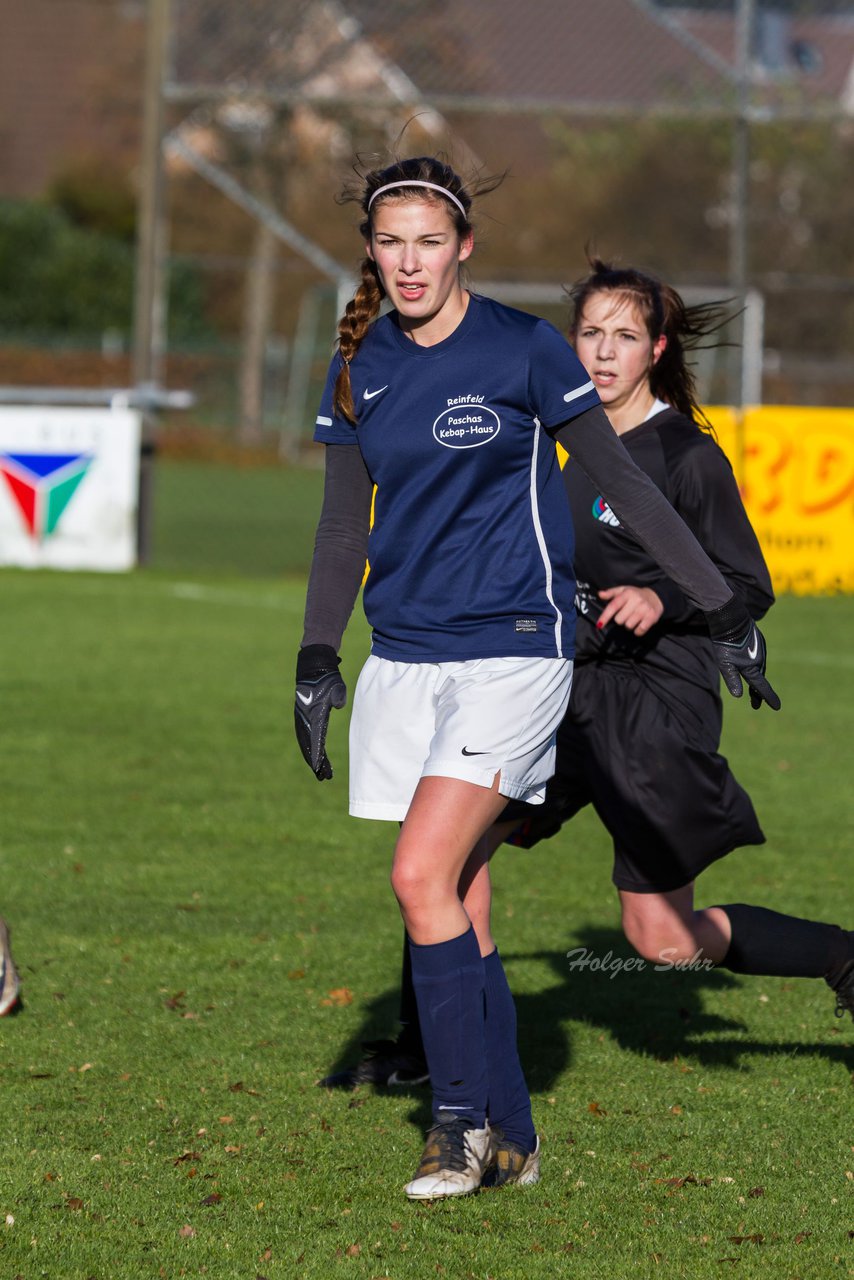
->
xmin=345 ymin=1244 xmax=360 ymax=1257
xmin=218 ymin=1116 xmax=234 ymax=1125
xmin=321 ymin=988 xmax=353 ymax=1007
xmin=65 ymin=1198 xmax=85 ymax=1211
xmin=164 ymin=992 xmax=186 ymax=1010
xmin=728 ymin=1234 xmax=764 ymax=1244
xmin=200 ymin=1193 xmax=222 ymax=1207
xmin=588 ymin=1102 xmax=607 ymax=1117
xmin=173 ymin=1152 xmax=202 ymax=1165
xmin=654 ymin=1175 xmax=713 ymax=1188
xmin=747 ymin=1186 xmax=765 ymax=1198
xmin=794 ymin=1232 xmax=812 ymax=1244
xmin=178 ymin=1224 xmax=196 ymax=1238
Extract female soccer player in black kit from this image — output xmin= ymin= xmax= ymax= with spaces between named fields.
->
xmin=322 ymin=261 xmax=854 ymax=1186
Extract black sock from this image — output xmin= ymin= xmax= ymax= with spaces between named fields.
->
xmin=719 ymin=904 xmax=850 ymax=981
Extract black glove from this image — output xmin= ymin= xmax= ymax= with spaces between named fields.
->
xmin=295 ymin=644 xmax=347 ymax=780
xmin=704 ymin=597 xmax=781 ymax=711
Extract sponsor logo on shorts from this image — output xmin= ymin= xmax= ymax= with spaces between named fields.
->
xmin=592 ymin=495 xmax=620 ymax=527
xmin=461 ymin=746 xmax=489 ymax=756
xmin=515 ymin=618 xmax=538 ymax=633
xmin=433 ymin=396 xmax=500 ymax=449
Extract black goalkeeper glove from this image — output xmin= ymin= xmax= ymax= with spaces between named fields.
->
xmin=295 ymin=644 xmax=347 ymax=780
xmin=704 ymin=597 xmax=781 ymax=712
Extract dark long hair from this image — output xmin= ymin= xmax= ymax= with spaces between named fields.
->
xmin=332 ymin=156 xmax=500 ymax=423
xmin=567 ymin=258 xmax=732 ymax=432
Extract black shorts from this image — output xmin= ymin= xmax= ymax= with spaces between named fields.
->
xmin=500 ymin=655 xmax=764 ymax=894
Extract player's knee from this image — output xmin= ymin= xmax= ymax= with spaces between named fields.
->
xmin=390 ymin=860 xmax=443 ymax=914
xmin=623 ymin=918 xmax=662 ymax=962
xmin=623 ymin=915 xmax=691 ymax=963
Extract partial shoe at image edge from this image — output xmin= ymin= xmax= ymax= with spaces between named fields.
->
xmin=0 ymin=918 xmax=21 ymax=1017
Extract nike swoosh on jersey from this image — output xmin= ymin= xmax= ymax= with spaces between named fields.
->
xmin=363 ymin=385 xmax=389 ymax=400
xmin=747 ymin=631 xmax=759 ymax=660
xmin=296 ymin=690 xmax=314 ymax=705
xmin=461 ymin=746 xmax=488 ymax=756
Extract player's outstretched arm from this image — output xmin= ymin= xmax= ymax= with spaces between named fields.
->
xmin=704 ymin=597 xmax=781 ymax=711
xmin=295 ymin=644 xmax=348 ymax=780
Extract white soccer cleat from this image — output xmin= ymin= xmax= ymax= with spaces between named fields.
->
xmin=404 ymin=1112 xmax=494 ymax=1200
xmin=481 ymin=1133 xmax=541 ymax=1188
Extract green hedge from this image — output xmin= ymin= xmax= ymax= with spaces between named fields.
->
xmin=0 ymin=199 xmax=211 ymax=342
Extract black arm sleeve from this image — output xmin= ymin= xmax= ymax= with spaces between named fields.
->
xmin=551 ymin=406 xmax=733 ymax=612
xmin=301 ymin=445 xmax=373 ymax=651
xmin=668 ymin=438 xmax=774 ymax=622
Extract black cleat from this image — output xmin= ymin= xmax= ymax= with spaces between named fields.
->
xmin=317 ymin=1037 xmax=429 ymax=1089
xmin=830 ymin=960 xmax=854 ymax=1023
xmin=826 ymin=929 xmax=854 ymax=1024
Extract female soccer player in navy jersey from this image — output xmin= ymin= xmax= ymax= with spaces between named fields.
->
xmin=295 ymin=159 xmax=779 ymax=1201
xmin=320 ymin=261 xmax=853 ymax=1172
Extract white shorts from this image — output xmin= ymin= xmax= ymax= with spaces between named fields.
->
xmin=348 ymin=655 xmax=573 ymax=822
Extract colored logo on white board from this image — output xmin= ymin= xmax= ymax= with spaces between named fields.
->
xmin=0 ymin=452 xmax=93 ymax=541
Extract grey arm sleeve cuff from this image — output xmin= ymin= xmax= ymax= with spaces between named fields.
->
xmin=301 ymin=445 xmax=373 ymax=650
xmin=551 ymin=406 xmax=733 ymax=613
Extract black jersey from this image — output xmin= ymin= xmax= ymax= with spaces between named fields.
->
xmin=564 ymin=407 xmax=774 ymax=686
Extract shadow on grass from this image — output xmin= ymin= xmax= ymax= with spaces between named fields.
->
xmin=317 ymin=923 xmax=853 ymax=1124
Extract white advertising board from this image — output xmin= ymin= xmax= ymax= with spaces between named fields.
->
xmin=0 ymin=406 xmax=140 ymax=571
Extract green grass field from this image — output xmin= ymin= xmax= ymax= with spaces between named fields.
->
xmin=0 ymin=460 xmax=852 ymax=1280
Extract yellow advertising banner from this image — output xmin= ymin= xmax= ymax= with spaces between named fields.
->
xmin=709 ymin=407 xmax=854 ymax=596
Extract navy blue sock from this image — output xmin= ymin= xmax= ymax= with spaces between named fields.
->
xmin=483 ymin=948 xmax=536 ymax=1153
xmin=398 ymin=934 xmax=424 ymax=1055
xmin=408 ymin=926 xmax=487 ymax=1128
xmin=720 ymin=904 xmax=849 ymax=978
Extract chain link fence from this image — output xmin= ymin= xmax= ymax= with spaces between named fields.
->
xmin=136 ymin=0 xmax=854 ymax=460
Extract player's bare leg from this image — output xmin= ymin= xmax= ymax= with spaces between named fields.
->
xmin=619 ymin=884 xmax=730 ymax=966
xmin=620 ymin=884 xmax=854 ymax=1020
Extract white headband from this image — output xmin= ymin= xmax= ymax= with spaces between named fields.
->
xmin=367 ymin=180 xmax=468 ymax=220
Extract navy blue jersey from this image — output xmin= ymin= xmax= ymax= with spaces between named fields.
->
xmin=313 ymin=294 xmax=600 ymax=662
